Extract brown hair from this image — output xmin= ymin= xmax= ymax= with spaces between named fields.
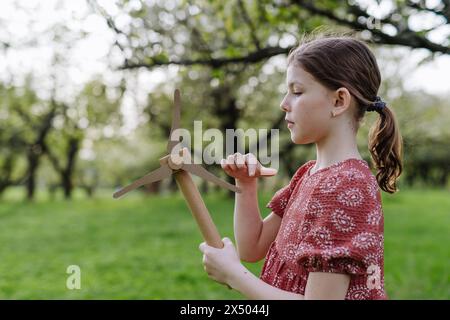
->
xmin=287 ymin=32 xmax=403 ymax=193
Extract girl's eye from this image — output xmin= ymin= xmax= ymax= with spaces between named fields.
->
xmin=293 ymin=92 xmax=302 ymax=96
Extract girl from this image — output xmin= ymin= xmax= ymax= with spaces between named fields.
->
xmin=199 ymin=34 xmax=403 ymax=300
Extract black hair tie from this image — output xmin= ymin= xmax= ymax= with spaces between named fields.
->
xmin=367 ymin=96 xmax=386 ymax=112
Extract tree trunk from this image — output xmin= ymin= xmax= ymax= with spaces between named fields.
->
xmin=24 ymin=104 xmax=58 ymax=201
xmin=62 ymin=137 xmax=80 ymax=199
xmin=0 ymin=155 xmax=15 ymax=197
xmin=26 ymin=146 xmax=41 ymax=201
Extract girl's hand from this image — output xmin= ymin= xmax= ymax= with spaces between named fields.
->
xmin=220 ymin=153 xmax=277 ymax=184
xmin=199 ymin=237 xmax=243 ymax=287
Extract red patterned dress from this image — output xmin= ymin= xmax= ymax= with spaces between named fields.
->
xmin=260 ymin=158 xmax=387 ymax=300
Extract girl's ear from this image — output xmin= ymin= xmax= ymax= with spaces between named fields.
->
xmin=332 ymin=87 xmax=352 ymax=116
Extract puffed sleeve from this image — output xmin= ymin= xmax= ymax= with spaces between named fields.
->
xmin=296 ymin=171 xmax=384 ymax=275
xmin=266 ymin=162 xmax=312 ymax=218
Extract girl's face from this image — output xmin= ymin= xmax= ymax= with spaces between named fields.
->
xmin=280 ymin=65 xmax=336 ymax=144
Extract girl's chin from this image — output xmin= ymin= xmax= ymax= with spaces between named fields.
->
xmin=290 ymin=132 xmax=302 ymax=144
xmin=291 ymin=131 xmax=312 ymax=145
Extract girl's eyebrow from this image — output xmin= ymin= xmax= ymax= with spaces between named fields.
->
xmin=288 ymin=81 xmax=305 ymax=87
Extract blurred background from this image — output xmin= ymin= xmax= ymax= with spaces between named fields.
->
xmin=0 ymin=0 xmax=448 ymax=299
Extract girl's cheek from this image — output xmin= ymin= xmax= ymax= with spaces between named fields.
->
xmin=291 ymin=99 xmax=303 ymax=116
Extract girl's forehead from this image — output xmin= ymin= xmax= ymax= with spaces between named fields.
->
xmin=286 ymin=65 xmax=314 ymax=86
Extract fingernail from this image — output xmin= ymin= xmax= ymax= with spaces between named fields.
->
xmin=261 ymin=167 xmax=277 ymax=176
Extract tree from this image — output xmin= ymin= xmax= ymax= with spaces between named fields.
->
xmin=90 ymin=0 xmax=448 ymax=72
xmin=0 ymin=84 xmax=28 ymax=196
xmin=90 ymin=0 xmax=449 ymax=192
xmin=2 ymin=80 xmax=61 ymax=200
xmin=44 ymin=80 xmax=124 ymax=199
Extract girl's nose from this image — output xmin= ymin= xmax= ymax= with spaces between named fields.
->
xmin=280 ymin=96 xmax=290 ymax=112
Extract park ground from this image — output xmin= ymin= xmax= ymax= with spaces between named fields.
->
xmin=0 ymin=188 xmax=448 ymax=299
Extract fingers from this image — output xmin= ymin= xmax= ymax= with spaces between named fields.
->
xmin=221 ymin=153 xmax=252 ymax=173
xmin=199 ymin=242 xmax=210 ymax=254
xmin=200 ymin=240 xmax=232 ymax=253
xmin=222 ymin=237 xmax=234 ymax=246
xmin=200 ymin=244 xmax=214 ymax=278
xmin=245 ymin=153 xmax=277 ymax=177
xmin=200 ymin=242 xmax=211 ymax=271
xmin=260 ymin=166 xmax=278 ymax=176
xmin=220 ymin=158 xmax=228 ymax=170
xmin=226 ymin=154 xmax=237 ymax=171
xmin=221 ymin=153 xmax=245 ymax=173
xmin=220 ymin=153 xmax=277 ymax=178
xmin=235 ymin=153 xmax=245 ymax=170
xmin=220 ymin=158 xmax=233 ymax=176
xmin=201 ymin=239 xmax=233 ymax=286
xmin=245 ymin=153 xmax=258 ymax=176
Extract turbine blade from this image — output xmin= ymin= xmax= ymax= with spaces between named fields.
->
xmin=182 ymin=163 xmax=241 ymax=193
xmin=113 ymin=165 xmax=172 ymax=199
xmin=166 ymin=89 xmax=181 ymax=153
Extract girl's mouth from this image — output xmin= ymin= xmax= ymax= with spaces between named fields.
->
xmin=286 ymin=119 xmax=295 ymax=128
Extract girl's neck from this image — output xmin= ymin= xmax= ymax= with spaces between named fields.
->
xmin=312 ymin=127 xmax=362 ymax=174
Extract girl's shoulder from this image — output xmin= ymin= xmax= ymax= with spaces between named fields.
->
xmin=291 ymin=160 xmax=316 ymax=181
xmin=317 ymin=158 xmax=376 ymax=183
xmin=267 ymin=161 xmax=316 ymax=218
xmin=305 ymin=158 xmax=380 ymax=197
xmin=282 ymin=160 xmax=316 ymax=191
xmin=336 ymin=158 xmax=376 ymax=183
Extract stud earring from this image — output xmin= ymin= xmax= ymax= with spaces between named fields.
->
xmin=331 ymin=111 xmax=336 ymax=117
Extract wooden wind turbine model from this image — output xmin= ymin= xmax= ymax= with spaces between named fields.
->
xmin=113 ymin=89 xmax=241 ymax=249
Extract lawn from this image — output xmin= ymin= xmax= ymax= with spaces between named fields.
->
xmin=0 ymin=188 xmax=448 ymax=299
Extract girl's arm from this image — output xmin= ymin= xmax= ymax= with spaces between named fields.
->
xmin=228 ymin=262 xmax=304 ymax=299
xmin=234 ymin=179 xmax=282 ymax=262
xmin=304 ymin=272 xmax=350 ymax=299
xmin=229 ymin=265 xmax=350 ymax=300
xmin=221 ymin=153 xmax=280 ymax=262
xmin=199 ymin=239 xmax=350 ymax=300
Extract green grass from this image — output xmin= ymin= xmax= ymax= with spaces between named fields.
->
xmin=382 ymin=189 xmax=450 ymax=299
xmin=0 ymin=188 xmax=448 ymax=299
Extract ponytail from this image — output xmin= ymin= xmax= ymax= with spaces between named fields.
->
xmin=368 ymin=106 xmax=403 ymax=193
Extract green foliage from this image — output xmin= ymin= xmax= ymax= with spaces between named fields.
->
xmin=1 ymin=0 xmax=449 ymax=197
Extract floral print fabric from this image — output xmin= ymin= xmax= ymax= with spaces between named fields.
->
xmin=260 ymin=158 xmax=387 ymax=300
